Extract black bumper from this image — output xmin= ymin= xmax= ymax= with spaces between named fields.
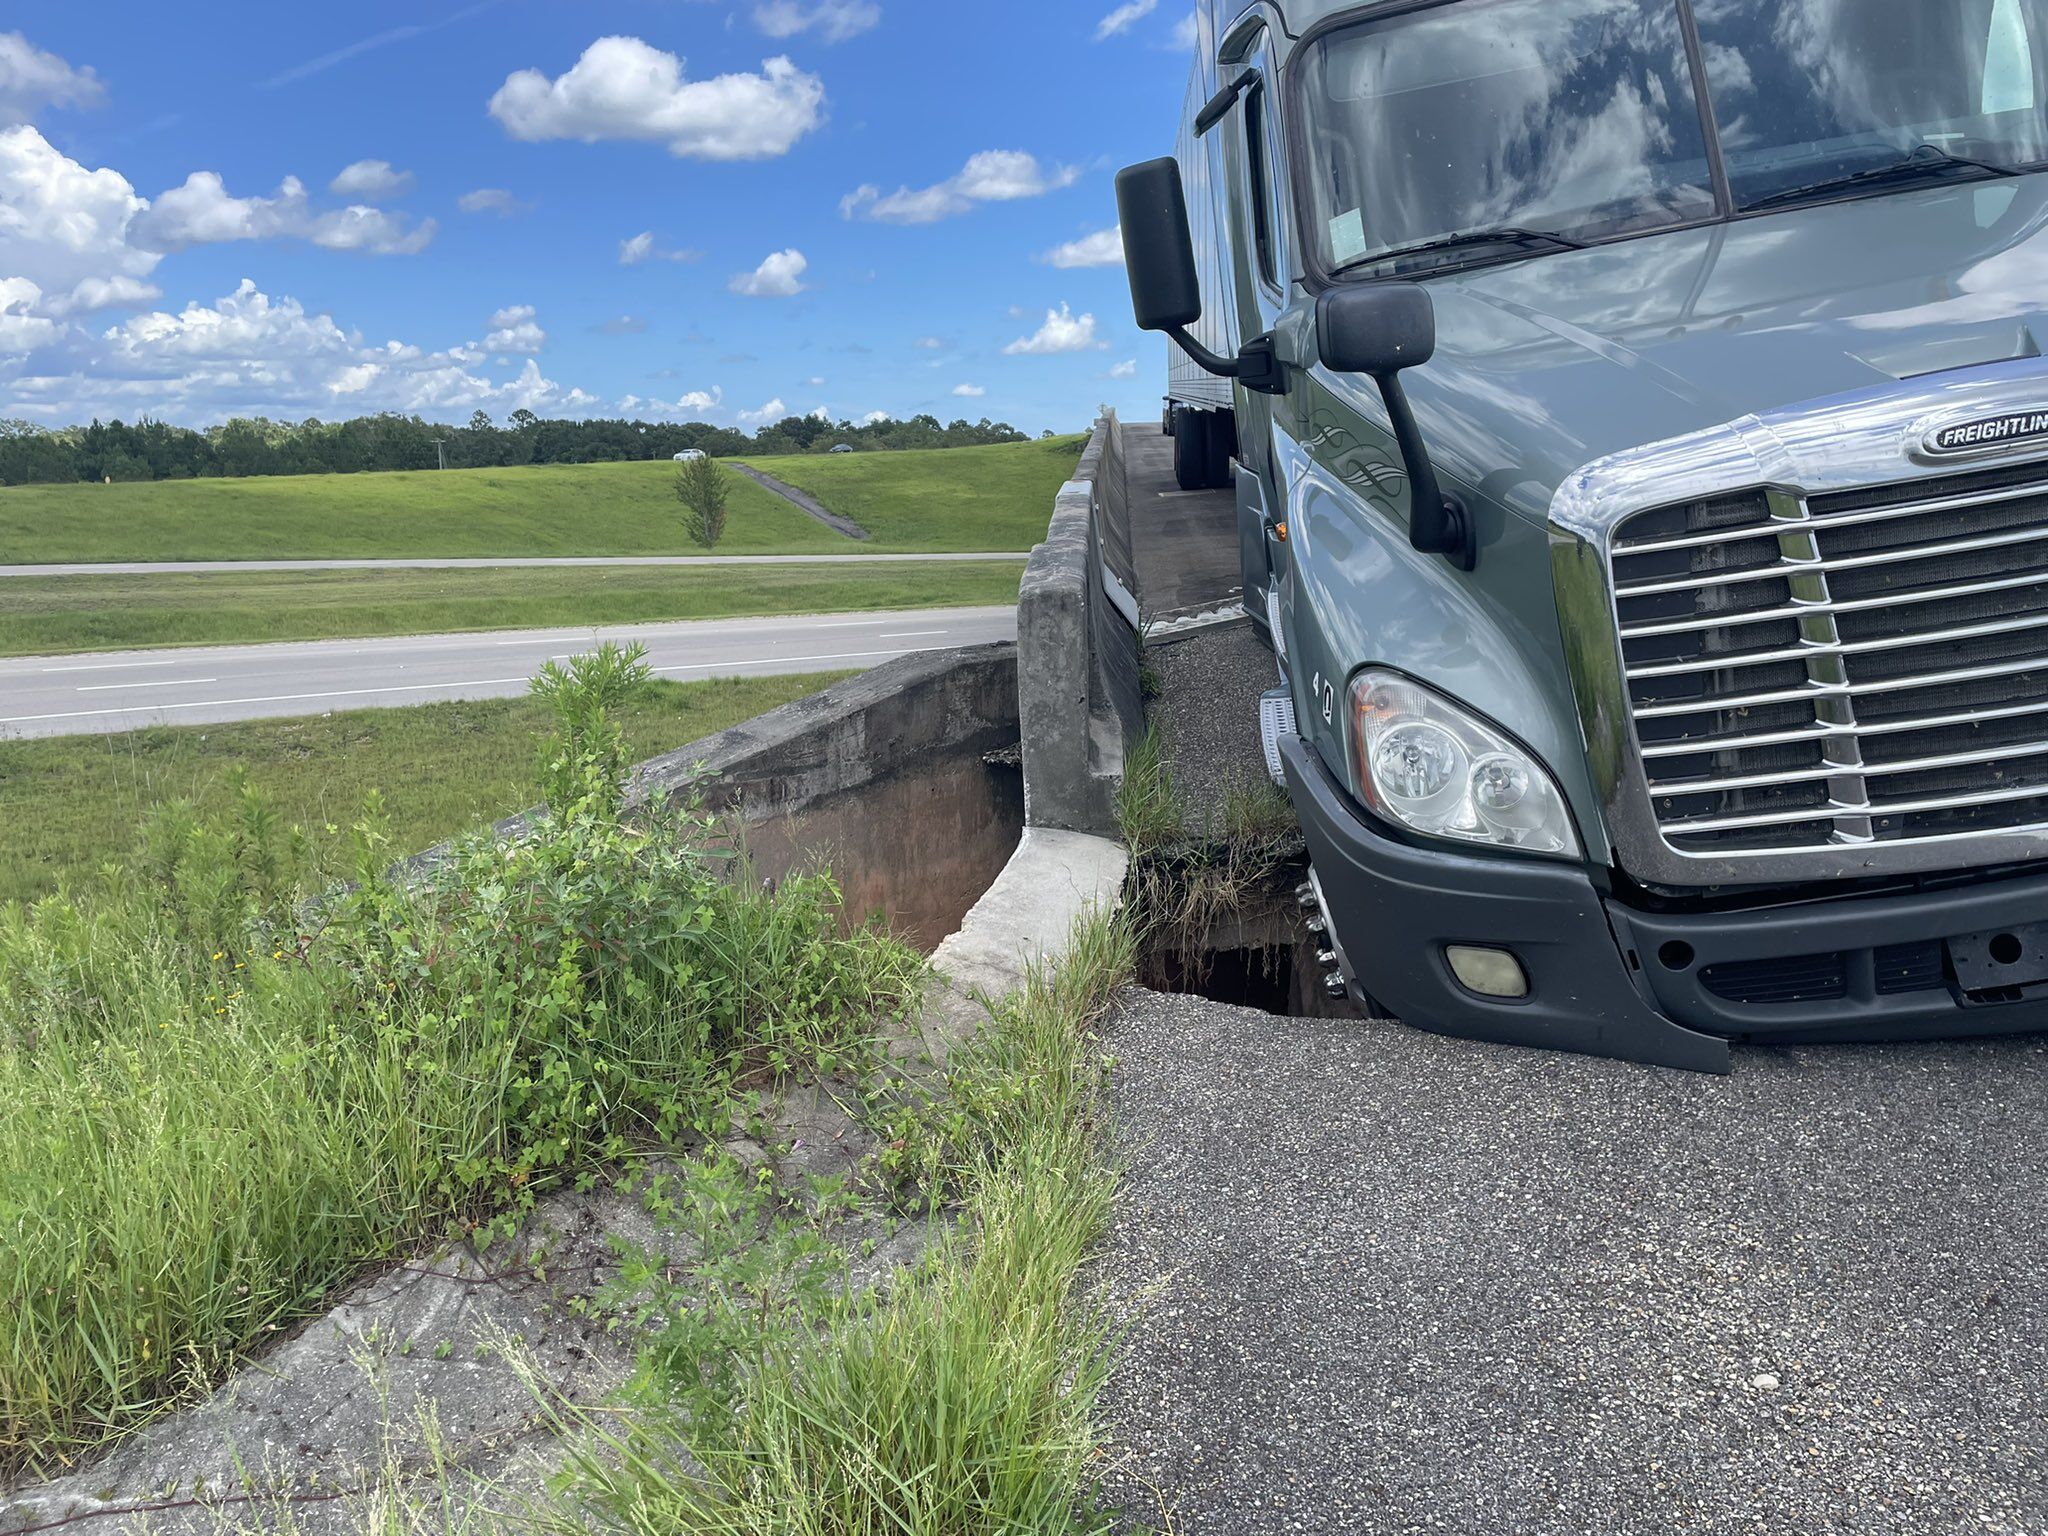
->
xmin=1282 ymin=738 xmax=2048 ymax=1074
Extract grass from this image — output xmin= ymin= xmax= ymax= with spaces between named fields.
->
xmin=739 ymin=437 xmax=1088 ymax=552
xmin=0 ymin=650 xmax=927 ymax=1472
xmin=0 ymin=461 xmax=844 ymax=562
xmin=544 ymin=913 xmax=1139 ymax=1536
xmin=0 ymin=672 xmax=849 ymax=905
xmin=0 ymin=438 xmax=1086 ymax=563
xmin=0 ymin=562 xmax=1024 ymax=656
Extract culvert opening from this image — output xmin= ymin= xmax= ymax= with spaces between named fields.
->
xmin=1132 ymin=850 xmax=1363 ymax=1020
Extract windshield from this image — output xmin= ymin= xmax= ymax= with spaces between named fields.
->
xmin=1298 ymin=0 xmax=2048 ymax=276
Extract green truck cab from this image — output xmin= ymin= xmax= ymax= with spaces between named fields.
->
xmin=1120 ymin=0 xmax=2048 ymax=1071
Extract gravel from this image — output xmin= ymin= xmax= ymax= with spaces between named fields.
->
xmin=1147 ymin=622 xmax=1281 ymax=836
xmin=1096 ymin=989 xmax=2048 ymax=1535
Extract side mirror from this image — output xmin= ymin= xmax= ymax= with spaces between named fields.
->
xmin=1316 ymin=284 xmax=1475 ymax=571
xmin=1316 ymin=283 xmax=1436 ymax=376
xmin=1115 ymin=158 xmax=1202 ymax=333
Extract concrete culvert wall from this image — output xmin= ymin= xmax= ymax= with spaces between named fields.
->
xmin=408 ymin=643 xmax=1025 ymax=955
xmin=1017 ymin=414 xmax=1145 ymax=837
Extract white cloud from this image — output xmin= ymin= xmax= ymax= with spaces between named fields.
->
xmin=752 ymin=1 xmax=881 ymax=43
xmin=950 ymin=383 xmax=986 ymax=398
xmin=729 ymin=248 xmax=808 ymax=297
xmin=142 ymin=171 xmax=307 ymax=246
xmin=913 ymin=336 xmax=947 ymax=351
xmin=1169 ymin=12 xmax=1199 ymax=49
xmin=861 ymin=409 xmax=889 ymax=425
xmin=809 ymin=406 xmax=830 ymax=421
xmin=484 ymin=303 xmax=545 ymax=353
xmin=841 ymin=150 xmax=1079 ymax=224
xmin=0 ymin=33 xmax=102 ymax=126
xmin=1108 ymin=358 xmax=1137 ymax=379
xmin=2 ymin=278 xmax=604 ymax=424
xmin=619 ymin=230 xmax=702 ymax=265
xmin=805 ymin=375 xmax=826 ymax=387
xmin=621 ymin=386 xmax=723 ymax=418
xmin=737 ymin=396 xmax=788 ymax=424
xmin=458 ymin=187 xmax=531 ymax=216
xmin=1041 ymin=226 xmax=1124 ymax=269
xmin=329 ymin=159 xmax=413 ymax=200
xmin=1095 ymin=0 xmax=1159 ymax=40
xmin=0 ymin=127 xmax=159 ymax=318
xmin=308 ymin=205 xmax=437 ymax=255
xmin=140 ymin=169 xmax=433 ymax=255
xmin=489 ymin=37 xmax=826 ymax=162
xmin=0 ymin=277 xmax=62 ymax=356
xmin=49 ymin=273 xmax=161 ymax=316
xmin=1004 ymin=303 xmax=1107 ymax=356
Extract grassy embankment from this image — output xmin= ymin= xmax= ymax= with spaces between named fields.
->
xmin=0 ymin=562 xmax=1023 ymax=656
xmin=0 ymin=438 xmax=1085 ymax=562
xmin=0 ymin=648 xmax=930 ymax=1472
xmin=0 ymin=439 xmax=1081 ymax=654
xmin=0 ymin=671 xmax=850 ymax=905
xmin=2 ymin=644 xmax=1140 ymax=1534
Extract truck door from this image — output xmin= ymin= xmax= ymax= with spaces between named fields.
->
xmin=1224 ymin=23 xmax=1293 ymax=642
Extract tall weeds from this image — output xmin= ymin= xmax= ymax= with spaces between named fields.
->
xmin=0 ymin=645 xmax=923 ymax=1475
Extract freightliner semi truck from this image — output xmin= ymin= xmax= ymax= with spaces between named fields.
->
xmin=1118 ymin=0 xmax=2048 ymax=1071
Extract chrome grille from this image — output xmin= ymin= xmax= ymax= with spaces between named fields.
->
xmin=1610 ymin=463 xmax=2048 ymax=858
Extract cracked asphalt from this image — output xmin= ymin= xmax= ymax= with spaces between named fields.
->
xmin=1096 ymin=990 xmax=2048 ymax=1535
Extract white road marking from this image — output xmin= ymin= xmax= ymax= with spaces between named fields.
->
xmin=879 ymin=630 xmax=947 ymax=640
xmin=653 ymin=647 xmax=914 ymax=674
xmin=39 ymin=657 xmax=189 ymax=674
xmin=2 ymin=676 xmax=532 ymax=726
xmin=78 ymin=677 xmax=217 ymax=692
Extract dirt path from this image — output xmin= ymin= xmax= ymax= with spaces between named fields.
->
xmin=730 ymin=464 xmax=870 ymax=540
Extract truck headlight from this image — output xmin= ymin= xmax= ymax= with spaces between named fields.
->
xmin=1350 ymin=671 xmax=1580 ymax=858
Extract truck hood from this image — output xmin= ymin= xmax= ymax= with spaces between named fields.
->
xmin=1396 ymin=175 xmax=2048 ymax=525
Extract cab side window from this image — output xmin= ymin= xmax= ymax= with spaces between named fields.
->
xmin=1240 ymin=33 xmax=1291 ymax=295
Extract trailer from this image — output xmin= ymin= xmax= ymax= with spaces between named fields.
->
xmin=1161 ymin=0 xmax=1241 ymax=491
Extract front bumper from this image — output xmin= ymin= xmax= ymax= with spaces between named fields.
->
xmin=1282 ymin=739 xmax=2048 ymax=1073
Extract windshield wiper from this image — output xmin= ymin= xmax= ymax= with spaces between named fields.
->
xmin=1346 ymin=224 xmax=1588 ymax=273
xmin=1743 ymin=142 xmax=2019 ymax=212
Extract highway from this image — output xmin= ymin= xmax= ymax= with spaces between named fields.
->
xmin=0 ymin=607 xmax=1018 ymax=740
xmin=0 ymin=553 xmax=1030 ymax=577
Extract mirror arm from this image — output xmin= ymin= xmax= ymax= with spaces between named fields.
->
xmin=1166 ymin=324 xmax=1240 ymax=378
xmin=1165 ymin=327 xmax=1287 ymax=397
xmin=1374 ymin=371 xmax=1477 ymax=572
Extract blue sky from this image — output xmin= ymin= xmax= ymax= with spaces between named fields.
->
xmin=0 ymin=0 xmax=1194 ymax=436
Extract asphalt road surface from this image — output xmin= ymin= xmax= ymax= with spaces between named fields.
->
xmin=0 ymin=554 xmax=1029 ymax=577
xmin=0 ymin=606 xmax=1016 ymax=739
xmin=1097 ymin=991 xmax=2048 ymax=1536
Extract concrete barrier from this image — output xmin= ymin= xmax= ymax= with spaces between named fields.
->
xmin=408 ymin=643 xmax=1024 ymax=952
xmin=1018 ymin=414 xmax=1145 ymax=836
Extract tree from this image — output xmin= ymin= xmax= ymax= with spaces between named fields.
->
xmin=468 ymin=409 xmax=494 ymax=433
xmin=676 ymin=455 xmax=729 ymax=549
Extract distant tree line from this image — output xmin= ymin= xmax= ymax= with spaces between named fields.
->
xmin=0 ymin=409 xmax=1042 ymax=487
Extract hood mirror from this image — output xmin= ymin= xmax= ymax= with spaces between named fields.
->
xmin=1317 ymin=284 xmax=1475 ymax=571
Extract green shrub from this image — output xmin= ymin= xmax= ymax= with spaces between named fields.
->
xmin=0 ymin=645 xmax=924 ymax=1474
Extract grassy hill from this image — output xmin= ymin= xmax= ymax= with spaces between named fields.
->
xmin=0 ymin=436 xmax=1087 ymax=562
xmin=735 ymin=436 xmax=1087 ymax=552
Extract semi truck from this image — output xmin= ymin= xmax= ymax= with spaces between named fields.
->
xmin=1119 ymin=0 xmax=2048 ymax=1071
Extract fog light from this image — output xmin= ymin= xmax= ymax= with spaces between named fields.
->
xmin=1446 ymin=945 xmax=1529 ymax=1000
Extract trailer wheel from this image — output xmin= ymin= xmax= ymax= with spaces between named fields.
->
xmin=1205 ymin=410 xmax=1239 ymax=490
xmin=1172 ymin=409 xmax=1209 ymax=490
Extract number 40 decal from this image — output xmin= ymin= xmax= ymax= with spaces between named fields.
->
xmin=1309 ymin=672 xmax=1336 ymax=726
